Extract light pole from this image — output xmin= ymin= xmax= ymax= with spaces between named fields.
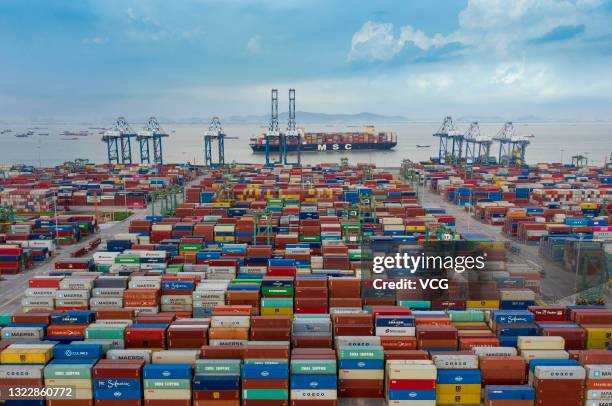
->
xmin=53 ymin=191 xmax=59 ymax=243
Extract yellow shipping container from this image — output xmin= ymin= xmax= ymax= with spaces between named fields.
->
xmin=466 ymin=300 xmax=500 ymax=309
xmin=585 ymin=327 xmax=612 ymax=349
xmin=437 ymin=384 xmax=481 ymax=395
xmin=261 ymin=307 xmax=293 ymax=316
xmin=1 ymin=348 xmax=52 ymax=364
xmin=436 ymin=393 xmax=481 ymax=404
xmin=213 ymin=202 xmax=231 ymax=208
xmin=405 ymin=226 xmax=426 ymax=231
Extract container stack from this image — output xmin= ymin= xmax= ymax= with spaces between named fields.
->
xmin=375 ymin=312 xmax=416 ymax=350
xmin=209 ymin=312 xmax=250 ymax=347
xmin=241 ymin=359 xmax=289 ymax=406
xmin=584 ymin=364 xmax=612 ymax=406
xmin=0 ymin=245 xmax=25 ymax=274
xmin=125 ymin=323 xmax=167 ymax=349
xmin=143 ymin=364 xmax=193 ymax=406
xmin=490 ymin=310 xmax=538 ymax=347
xmin=250 ymin=315 xmax=291 ymax=342
xmin=416 ymin=325 xmax=458 ymax=350
xmin=44 ymin=360 xmax=95 ymax=404
xmin=517 ymin=336 xmax=568 ymax=362
xmin=337 ymin=345 xmax=385 ymax=398
xmin=433 ymin=354 xmax=481 ymax=405
xmin=385 ymin=360 xmax=437 ymax=406
xmin=93 ymin=359 xmax=145 ymax=404
xmin=290 ymin=350 xmax=338 ymax=406
xmin=193 ymin=280 xmax=229 ymax=318
xmin=193 ymin=359 xmax=241 ymax=406
xmin=292 ymin=315 xmax=332 ymax=348
xmin=532 ymin=365 xmax=585 ymax=406
xmin=0 ymin=364 xmax=45 ymax=406
xmin=294 ymin=275 xmax=328 ymax=314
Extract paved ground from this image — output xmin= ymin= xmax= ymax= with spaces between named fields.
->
xmin=0 ymin=173 xmax=203 ymax=314
xmin=420 ymin=185 xmax=590 ymax=304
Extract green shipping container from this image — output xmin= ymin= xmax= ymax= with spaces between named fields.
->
xmin=44 ymin=364 xmax=93 ymax=379
xmin=338 ymin=346 xmax=384 ymax=360
xmin=114 ymin=255 xmax=140 ymax=264
xmin=261 ymin=298 xmax=293 ymax=308
xmin=262 ymin=287 xmax=294 ymax=296
xmin=0 ymin=314 xmax=12 ymax=327
xmin=195 ymin=359 xmax=241 ymax=375
xmin=449 ymin=310 xmax=485 ymax=322
xmin=144 ymin=379 xmax=191 ymax=389
xmin=85 ymin=325 xmax=125 ymax=340
xmin=398 ymin=300 xmax=431 ymax=310
xmin=291 ymin=359 xmax=336 ymax=374
xmin=242 ymin=389 xmax=288 ymax=400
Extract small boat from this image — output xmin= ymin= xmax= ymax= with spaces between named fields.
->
xmin=15 ymin=133 xmax=29 ymax=138
xmin=416 ymin=145 xmax=430 ymax=148
xmin=38 ymin=133 xmax=50 ymax=136
xmin=61 ymin=137 xmax=78 ymax=140
xmin=0 ymin=129 xmax=12 ymax=134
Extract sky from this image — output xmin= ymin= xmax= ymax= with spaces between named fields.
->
xmin=1 ymin=0 xmax=612 ymax=121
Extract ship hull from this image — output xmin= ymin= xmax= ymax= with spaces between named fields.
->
xmin=250 ymin=142 xmax=396 ymax=153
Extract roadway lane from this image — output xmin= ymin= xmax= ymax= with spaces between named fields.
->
xmin=420 ymin=186 xmax=579 ymax=302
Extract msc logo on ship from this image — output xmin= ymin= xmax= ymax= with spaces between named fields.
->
xmin=261 ymin=371 xmax=270 ymax=377
xmin=317 ymin=143 xmax=352 ymax=151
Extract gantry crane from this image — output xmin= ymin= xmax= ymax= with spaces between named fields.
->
xmin=265 ymin=89 xmax=282 ymax=166
xmin=137 ymin=117 xmax=169 ymax=165
xmin=102 ymin=117 xmax=137 ymax=164
xmin=493 ymin=122 xmax=530 ymax=166
xmin=433 ymin=116 xmax=463 ymax=164
xmin=204 ymin=117 xmax=226 ymax=167
xmin=463 ymin=122 xmax=492 ymax=164
xmin=282 ymin=88 xmax=301 ymax=165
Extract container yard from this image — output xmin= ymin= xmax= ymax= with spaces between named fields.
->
xmin=0 ymin=161 xmax=609 ymax=406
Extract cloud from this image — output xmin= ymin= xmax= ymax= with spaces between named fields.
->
xmin=348 ymin=21 xmax=452 ymax=61
xmin=348 ymin=0 xmax=610 ymax=62
xmin=529 ymin=24 xmax=586 ymax=44
xmin=81 ymin=36 xmax=109 ymax=45
xmin=247 ymin=34 xmax=262 ymax=54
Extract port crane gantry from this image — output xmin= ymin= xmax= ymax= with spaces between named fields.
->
xmin=102 ymin=117 xmax=137 ymax=165
xmin=494 ymin=122 xmax=530 ymax=166
xmin=204 ymin=117 xmax=226 ymax=167
xmin=265 ymin=89 xmax=282 ymax=166
xmin=433 ymin=116 xmax=463 ymax=164
xmin=463 ymin=122 xmax=492 ymax=165
xmin=137 ymin=117 xmax=169 ymax=165
xmin=282 ymin=88 xmax=301 ymax=166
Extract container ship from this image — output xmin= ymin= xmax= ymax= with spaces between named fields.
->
xmin=250 ymin=125 xmax=397 ymax=152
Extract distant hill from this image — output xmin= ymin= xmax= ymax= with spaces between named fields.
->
xmin=219 ymin=111 xmax=407 ymax=124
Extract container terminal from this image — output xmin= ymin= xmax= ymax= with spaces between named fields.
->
xmin=0 ymin=104 xmax=610 ymax=406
